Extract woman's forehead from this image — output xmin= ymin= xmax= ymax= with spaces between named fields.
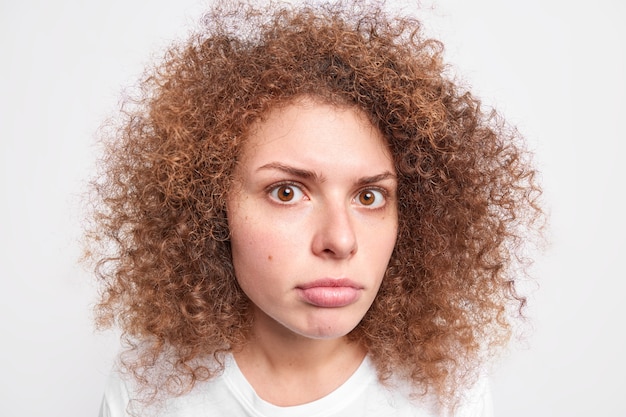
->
xmin=235 ymin=99 xmax=394 ymax=177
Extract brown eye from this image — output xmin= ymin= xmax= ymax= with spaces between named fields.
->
xmin=269 ymin=184 xmax=304 ymax=204
xmin=356 ymin=189 xmax=385 ymax=208
xmin=359 ymin=191 xmax=375 ymax=205
xmin=277 ymin=185 xmax=294 ymax=202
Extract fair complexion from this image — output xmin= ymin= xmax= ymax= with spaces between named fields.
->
xmin=227 ymin=99 xmax=398 ymax=406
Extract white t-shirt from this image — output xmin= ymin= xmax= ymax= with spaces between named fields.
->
xmin=100 ymin=355 xmax=493 ymax=417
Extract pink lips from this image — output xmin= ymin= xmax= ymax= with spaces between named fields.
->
xmin=296 ymin=279 xmax=362 ymax=308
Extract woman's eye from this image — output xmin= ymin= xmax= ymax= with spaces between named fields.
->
xmin=356 ymin=189 xmax=385 ymax=208
xmin=269 ymin=184 xmax=304 ymax=203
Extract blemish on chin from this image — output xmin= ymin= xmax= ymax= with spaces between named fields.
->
xmin=267 ymin=255 xmax=273 ymax=261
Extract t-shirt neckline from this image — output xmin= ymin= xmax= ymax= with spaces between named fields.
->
xmin=222 ymin=353 xmax=376 ymax=417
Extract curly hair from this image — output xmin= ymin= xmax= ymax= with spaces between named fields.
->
xmin=85 ymin=0 xmax=542 ymax=408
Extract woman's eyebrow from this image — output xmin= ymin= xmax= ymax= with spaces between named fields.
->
xmin=356 ymin=171 xmax=397 ymax=186
xmin=257 ymin=162 xmax=321 ymax=181
xmin=256 ymin=162 xmax=396 ymax=185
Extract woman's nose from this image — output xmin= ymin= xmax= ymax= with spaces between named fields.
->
xmin=311 ymin=202 xmax=358 ymax=259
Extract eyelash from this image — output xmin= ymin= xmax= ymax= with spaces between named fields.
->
xmin=265 ymin=181 xmax=389 ymax=209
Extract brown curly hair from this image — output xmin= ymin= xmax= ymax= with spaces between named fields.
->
xmin=86 ymin=0 xmax=543 ymax=408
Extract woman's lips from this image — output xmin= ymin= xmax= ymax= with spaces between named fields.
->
xmin=296 ymin=279 xmax=362 ymax=308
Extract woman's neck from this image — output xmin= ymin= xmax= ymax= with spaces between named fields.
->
xmin=233 ymin=307 xmax=366 ymax=406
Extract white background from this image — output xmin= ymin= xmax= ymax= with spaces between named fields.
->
xmin=1 ymin=0 xmax=624 ymax=416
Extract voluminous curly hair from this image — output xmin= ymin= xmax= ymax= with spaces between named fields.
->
xmin=85 ymin=0 xmax=543 ymax=408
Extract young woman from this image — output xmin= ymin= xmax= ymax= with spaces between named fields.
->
xmin=87 ymin=1 xmax=542 ymax=416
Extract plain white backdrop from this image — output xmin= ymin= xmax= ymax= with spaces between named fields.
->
xmin=1 ymin=0 xmax=624 ymax=415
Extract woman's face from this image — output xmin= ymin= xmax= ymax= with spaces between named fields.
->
xmin=227 ymin=99 xmax=398 ymax=340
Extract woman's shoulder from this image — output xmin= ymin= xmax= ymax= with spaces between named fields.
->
xmin=99 ymin=356 xmax=233 ymax=417
xmin=359 ymin=357 xmax=494 ymax=417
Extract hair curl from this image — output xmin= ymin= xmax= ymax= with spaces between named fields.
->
xmin=85 ymin=0 xmax=543 ymax=408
